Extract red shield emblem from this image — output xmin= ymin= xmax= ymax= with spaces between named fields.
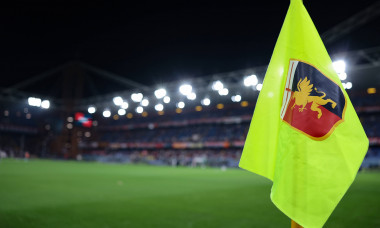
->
xmin=280 ymin=59 xmax=347 ymax=140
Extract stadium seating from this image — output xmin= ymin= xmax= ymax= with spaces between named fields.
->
xmin=0 ymin=92 xmax=379 ymax=168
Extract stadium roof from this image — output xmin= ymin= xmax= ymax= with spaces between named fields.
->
xmin=1 ymin=0 xmax=380 ymax=107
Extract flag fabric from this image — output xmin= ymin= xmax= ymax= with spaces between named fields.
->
xmin=239 ymin=0 xmax=369 ymax=227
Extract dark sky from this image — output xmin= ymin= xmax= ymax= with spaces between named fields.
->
xmin=1 ymin=0 xmax=379 ymax=90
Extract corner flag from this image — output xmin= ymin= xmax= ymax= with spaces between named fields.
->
xmin=239 ymin=0 xmax=368 ymax=227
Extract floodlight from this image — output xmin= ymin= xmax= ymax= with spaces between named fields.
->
xmin=332 ymin=60 xmax=346 ymax=74
xmin=187 ymin=92 xmax=196 ymax=100
xmin=256 ymin=83 xmax=263 ymax=91
xmin=155 ymin=104 xmax=164 ymax=111
xmin=212 ymin=81 xmax=224 ymax=91
xmin=113 ymin=96 xmax=123 ymax=106
xmin=244 ymin=75 xmax=258 ymax=87
xmin=88 ymin=106 xmax=96 ymax=114
xmin=154 ymin=88 xmax=167 ymax=99
xmin=118 ymin=109 xmax=126 ymax=115
xmin=338 ymin=72 xmax=347 ymax=80
xmin=345 ymin=82 xmax=352 ymax=89
xmin=179 ymin=84 xmax=192 ymax=95
xmin=28 ymin=97 xmax=42 ymax=107
xmin=141 ymin=98 xmax=149 ymax=107
xmin=177 ymin=101 xmax=185 ymax=109
xmin=131 ymin=93 xmax=143 ymax=102
xmin=136 ymin=106 xmax=143 ymax=113
xmin=121 ymin=102 xmax=129 ymax=109
xmin=232 ymin=95 xmax=241 ymax=102
xmin=103 ymin=110 xmax=111 ymax=118
xmin=163 ymin=96 xmax=171 ymax=103
xmin=41 ymin=100 xmax=50 ymax=109
xmin=218 ymin=88 xmax=229 ymax=96
xmin=201 ymin=98 xmax=211 ymax=106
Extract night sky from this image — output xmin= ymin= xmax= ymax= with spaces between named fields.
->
xmin=1 ymin=0 xmax=379 ymax=91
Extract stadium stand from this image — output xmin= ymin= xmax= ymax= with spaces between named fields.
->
xmin=1 ymin=85 xmax=379 ymax=169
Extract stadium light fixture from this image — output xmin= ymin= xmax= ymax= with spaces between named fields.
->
xmin=155 ymin=104 xmax=164 ymax=111
xmin=121 ymin=102 xmax=129 ymax=109
xmin=244 ymin=75 xmax=258 ymax=87
xmin=136 ymin=106 xmax=143 ymax=114
xmin=332 ymin=60 xmax=346 ymax=74
xmin=218 ymin=88 xmax=229 ymax=96
xmin=338 ymin=72 xmax=347 ymax=80
xmin=343 ymin=82 xmax=352 ymax=90
xmin=28 ymin=97 xmax=42 ymax=107
xmin=163 ymin=96 xmax=171 ymax=103
xmin=231 ymin=95 xmax=241 ymax=102
xmin=187 ymin=92 xmax=196 ymax=100
xmin=88 ymin=106 xmax=96 ymax=114
xmin=141 ymin=98 xmax=149 ymax=107
xmin=212 ymin=80 xmax=224 ymax=91
xmin=113 ymin=96 xmax=123 ymax=106
xmin=41 ymin=100 xmax=50 ymax=109
xmin=154 ymin=88 xmax=167 ymax=99
xmin=256 ymin=83 xmax=263 ymax=91
xmin=201 ymin=98 xmax=211 ymax=106
xmin=179 ymin=84 xmax=192 ymax=95
xmin=177 ymin=101 xmax=185 ymax=109
xmin=118 ymin=109 xmax=126 ymax=116
xmin=131 ymin=93 xmax=143 ymax=102
xmin=103 ymin=109 xmax=111 ymax=118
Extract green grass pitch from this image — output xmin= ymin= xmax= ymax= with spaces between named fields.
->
xmin=0 ymin=159 xmax=379 ymax=228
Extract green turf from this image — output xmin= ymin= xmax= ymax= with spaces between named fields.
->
xmin=0 ymin=159 xmax=379 ymax=228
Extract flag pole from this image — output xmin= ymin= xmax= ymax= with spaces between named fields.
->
xmin=291 ymin=220 xmax=303 ymax=228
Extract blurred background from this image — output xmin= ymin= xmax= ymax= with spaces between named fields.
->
xmin=0 ymin=0 xmax=380 ymax=227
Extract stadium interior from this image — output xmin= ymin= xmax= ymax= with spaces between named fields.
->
xmin=1 ymin=1 xmax=380 ymax=227
xmin=0 ymin=55 xmax=379 ymax=169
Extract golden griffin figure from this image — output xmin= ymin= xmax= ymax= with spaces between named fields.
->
xmin=291 ymin=77 xmax=337 ymax=119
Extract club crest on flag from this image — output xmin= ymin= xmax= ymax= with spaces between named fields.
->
xmin=280 ymin=59 xmax=347 ymax=140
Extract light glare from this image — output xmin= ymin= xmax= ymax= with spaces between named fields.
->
xmin=28 ymin=97 xmax=42 ymax=107
xmin=218 ymin=88 xmax=229 ymax=96
xmin=333 ymin=60 xmax=346 ymax=74
xmin=256 ymin=83 xmax=263 ymax=91
xmin=103 ymin=110 xmax=111 ymax=118
xmin=201 ymin=98 xmax=211 ymax=106
xmin=244 ymin=75 xmax=258 ymax=87
xmin=121 ymin=102 xmax=129 ymax=109
xmin=163 ymin=96 xmax=171 ymax=103
xmin=88 ymin=106 xmax=96 ymax=114
xmin=131 ymin=93 xmax=143 ymax=102
xmin=177 ymin=101 xmax=185 ymax=109
xmin=136 ymin=106 xmax=143 ymax=113
xmin=338 ymin=72 xmax=347 ymax=80
xmin=113 ymin=96 xmax=123 ymax=106
xmin=41 ymin=100 xmax=50 ymax=109
xmin=118 ymin=109 xmax=126 ymax=115
xmin=232 ymin=95 xmax=241 ymax=102
xmin=179 ymin=84 xmax=192 ymax=95
xmin=155 ymin=104 xmax=164 ymax=111
xmin=187 ymin=92 xmax=196 ymax=100
xmin=141 ymin=98 xmax=149 ymax=107
xmin=154 ymin=88 xmax=167 ymax=99
xmin=212 ymin=81 xmax=224 ymax=91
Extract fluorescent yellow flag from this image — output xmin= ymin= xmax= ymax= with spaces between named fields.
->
xmin=239 ymin=0 xmax=368 ymax=227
